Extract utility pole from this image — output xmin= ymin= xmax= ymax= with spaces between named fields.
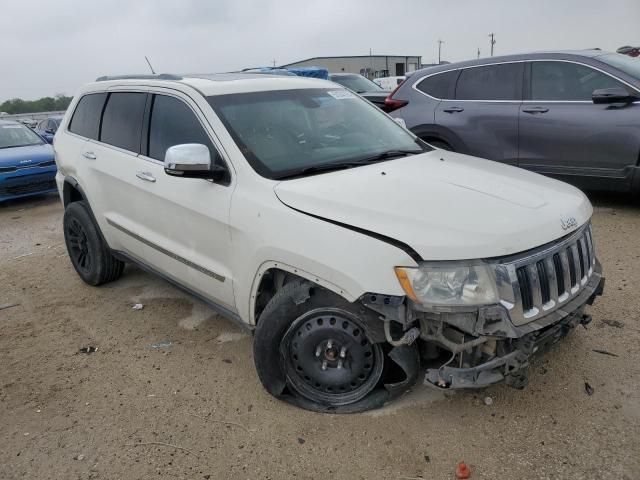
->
xmin=272 ymin=59 xmax=277 ymax=67
xmin=477 ymin=48 xmax=481 ymax=59
xmin=437 ymin=39 xmax=445 ymax=64
xmin=488 ymin=33 xmax=496 ymax=57
xmin=369 ymin=48 xmax=373 ymax=78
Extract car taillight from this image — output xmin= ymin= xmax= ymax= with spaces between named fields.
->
xmin=384 ymin=81 xmax=408 ymax=112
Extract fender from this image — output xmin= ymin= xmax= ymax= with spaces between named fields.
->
xmin=410 ymin=123 xmax=469 ymax=154
xmin=248 ymin=260 xmax=355 ymax=325
xmin=62 ymin=176 xmax=112 ymax=249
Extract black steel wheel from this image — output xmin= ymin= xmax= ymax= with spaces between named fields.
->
xmin=280 ymin=309 xmax=384 ymax=406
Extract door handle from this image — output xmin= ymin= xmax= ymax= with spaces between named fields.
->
xmin=82 ymin=151 xmax=97 ymax=160
xmin=443 ymin=106 xmax=464 ymax=113
xmin=136 ymin=171 xmax=156 ymax=183
xmin=522 ymin=106 xmax=549 ymax=114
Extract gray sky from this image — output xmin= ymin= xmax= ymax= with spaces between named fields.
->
xmin=2 ymin=0 xmax=639 ymax=101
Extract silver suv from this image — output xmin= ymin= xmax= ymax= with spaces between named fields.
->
xmin=386 ymin=50 xmax=640 ymax=193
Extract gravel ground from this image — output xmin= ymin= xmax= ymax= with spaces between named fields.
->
xmin=0 ymin=192 xmax=639 ymax=480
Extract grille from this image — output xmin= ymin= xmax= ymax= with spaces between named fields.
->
xmin=494 ymin=223 xmax=596 ymax=325
xmin=0 ymin=179 xmax=57 ymax=197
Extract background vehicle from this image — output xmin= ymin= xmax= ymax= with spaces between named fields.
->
xmin=386 ymin=50 xmax=640 ymax=193
xmin=0 ymin=119 xmax=57 ymax=202
xmin=54 ymin=73 xmax=602 ymax=413
xmin=329 ymin=73 xmax=390 ymax=110
xmin=374 ymin=75 xmax=405 ymax=90
xmin=34 ymin=115 xmax=63 ymax=143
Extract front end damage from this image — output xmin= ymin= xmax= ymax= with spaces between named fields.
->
xmin=363 ymin=261 xmax=604 ymax=391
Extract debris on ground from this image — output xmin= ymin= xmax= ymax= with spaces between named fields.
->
xmin=297 ymin=437 xmax=305 ymax=444
xmin=600 ymin=319 xmax=624 ymax=328
xmin=12 ymin=253 xmax=33 ymax=260
xmin=0 ymin=303 xmax=20 ymax=311
xmin=78 ymin=346 xmax=98 ymax=354
xmin=74 ymin=454 xmax=85 ymax=461
xmin=150 ymin=340 xmax=172 ymax=349
xmin=455 ymin=460 xmax=471 ymax=479
xmin=132 ymin=303 xmax=144 ymax=310
xmin=584 ymin=382 xmax=595 ymax=396
xmin=483 ymin=396 xmax=493 ymax=406
xmin=592 ymin=349 xmax=619 ymax=357
xmin=424 ymin=455 xmax=430 ymax=463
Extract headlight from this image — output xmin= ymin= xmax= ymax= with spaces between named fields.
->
xmin=395 ymin=263 xmax=498 ymax=308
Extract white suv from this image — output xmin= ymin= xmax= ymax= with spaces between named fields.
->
xmin=54 ymin=73 xmax=604 ymax=412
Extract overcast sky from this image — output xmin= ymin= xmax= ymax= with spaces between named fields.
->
xmin=2 ymin=0 xmax=638 ymax=101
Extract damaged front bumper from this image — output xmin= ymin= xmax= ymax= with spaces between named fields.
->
xmin=421 ymin=267 xmax=604 ymax=390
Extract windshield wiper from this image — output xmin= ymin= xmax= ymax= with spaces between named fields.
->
xmin=275 ymin=149 xmax=422 ymax=180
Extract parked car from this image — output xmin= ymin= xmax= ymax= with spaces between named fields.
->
xmin=34 ymin=115 xmax=64 ymax=144
xmin=386 ymin=50 xmax=640 ymax=193
xmin=0 ymin=120 xmax=57 ymax=202
xmin=373 ymin=75 xmax=405 ymax=90
xmin=55 ymin=73 xmax=603 ymax=412
xmin=329 ymin=73 xmax=390 ymax=110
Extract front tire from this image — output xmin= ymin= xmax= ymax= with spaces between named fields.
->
xmin=63 ymin=201 xmax=124 ymax=286
xmin=253 ymin=280 xmax=417 ymax=413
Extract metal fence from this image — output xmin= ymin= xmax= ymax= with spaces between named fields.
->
xmin=0 ymin=111 xmax=66 ymax=123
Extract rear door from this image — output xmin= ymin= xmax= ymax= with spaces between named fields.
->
xmin=81 ymin=90 xmax=150 ymax=259
xmin=518 ymin=60 xmax=640 ymax=191
xmin=435 ymin=62 xmax=523 ymax=164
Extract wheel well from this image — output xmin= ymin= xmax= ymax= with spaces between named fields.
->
xmin=420 ymin=136 xmax=451 ymax=148
xmin=254 ymin=268 xmax=308 ymax=323
xmin=63 ymin=181 xmax=85 ymax=207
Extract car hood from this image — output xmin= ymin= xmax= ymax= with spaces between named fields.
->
xmin=274 ymin=150 xmax=593 ymax=261
xmin=0 ymin=144 xmax=54 ymax=168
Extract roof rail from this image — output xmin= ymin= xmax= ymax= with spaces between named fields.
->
xmin=95 ymin=73 xmax=183 ymax=82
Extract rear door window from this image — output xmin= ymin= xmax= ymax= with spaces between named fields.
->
xmin=530 ymin=61 xmax=626 ymax=101
xmin=417 ymin=70 xmax=459 ymax=99
xmin=456 ymin=63 xmax=523 ymax=100
xmin=99 ymin=92 xmax=147 ymax=153
xmin=68 ymin=93 xmax=107 ymax=140
xmin=147 ymin=94 xmax=221 ymax=165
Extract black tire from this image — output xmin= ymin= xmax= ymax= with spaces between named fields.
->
xmin=253 ymin=280 xmax=419 ymax=413
xmin=426 ymin=139 xmax=453 ymax=151
xmin=63 ymin=201 xmax=124 ymax=286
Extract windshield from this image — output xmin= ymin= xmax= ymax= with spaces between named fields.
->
xmin=0 ymin=123 xmax=44 ymax=149
xmin=208 ymin=88 xmax=429 ymax=179
xmin=330 ymin=75 xmax=383 ymax=93
xmin=598 ymin=53 xmax=640 ymax=80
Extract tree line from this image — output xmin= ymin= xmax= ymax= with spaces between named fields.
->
xmin=0 ymin=94 xmax=72 ymax=114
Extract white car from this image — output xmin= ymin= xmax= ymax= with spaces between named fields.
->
xmin=373 ymin=76 xmax=406 ymax=90
xmin=54 ymin=73 xmax=604 ymax=412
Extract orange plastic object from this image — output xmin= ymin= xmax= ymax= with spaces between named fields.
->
xmin=455 ymin=461 xmax=471 ymax=479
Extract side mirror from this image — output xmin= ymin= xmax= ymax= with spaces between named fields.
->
xmin=164 ymin=144 xmax=227 ymax=181
xmin=592 ymin=87 xmax=636 ymax=104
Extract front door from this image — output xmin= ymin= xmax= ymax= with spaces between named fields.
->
xmin=518 ymin=60 xmax=640 ymax=191
xmin=131 ymin=91 xmax=236 ymax=311
xmin=435 ymin=62 xmax=523 ymax=164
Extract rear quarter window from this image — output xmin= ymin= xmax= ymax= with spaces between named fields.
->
xmin=68 ymin=93 xmax=108 ymax=140
xmin=416 ymin=70 xmax=459 ymax=99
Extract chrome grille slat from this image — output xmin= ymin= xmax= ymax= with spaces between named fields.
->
xmin=495 ymin=223 xmax=596 ymax=326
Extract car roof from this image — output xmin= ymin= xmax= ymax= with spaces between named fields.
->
xmin=83 ymin=72 xmax=334 ymax=97
xmin=411 ymin=49 xmax=610 ymax=76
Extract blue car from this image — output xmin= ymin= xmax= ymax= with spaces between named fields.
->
xmin=0 ymin=120 xmax=57 ymax=202
xmin=34 ymin=115 xmax=64 ymax=144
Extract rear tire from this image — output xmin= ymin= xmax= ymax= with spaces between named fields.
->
xmin=63 ymin=201 xmax=124 ymax=286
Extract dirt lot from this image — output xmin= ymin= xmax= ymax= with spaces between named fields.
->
xmin=1 ymin=193 xmax=639 ymax=480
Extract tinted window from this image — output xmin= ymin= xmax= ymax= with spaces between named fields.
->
xmin=148 ymin=95 xmax=221 ymax=165
xmin=69 ymin=93 xmax=107 ymax=139
xmin=531 ymin=61 xmax=626 ymax=101
xmin=100 ymin=92 xmax=146 ymax=152
xmin=456 ymin=64 xmax=522 ymax=100
xmin=417 ymin=70 xmax=459 ymax=99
